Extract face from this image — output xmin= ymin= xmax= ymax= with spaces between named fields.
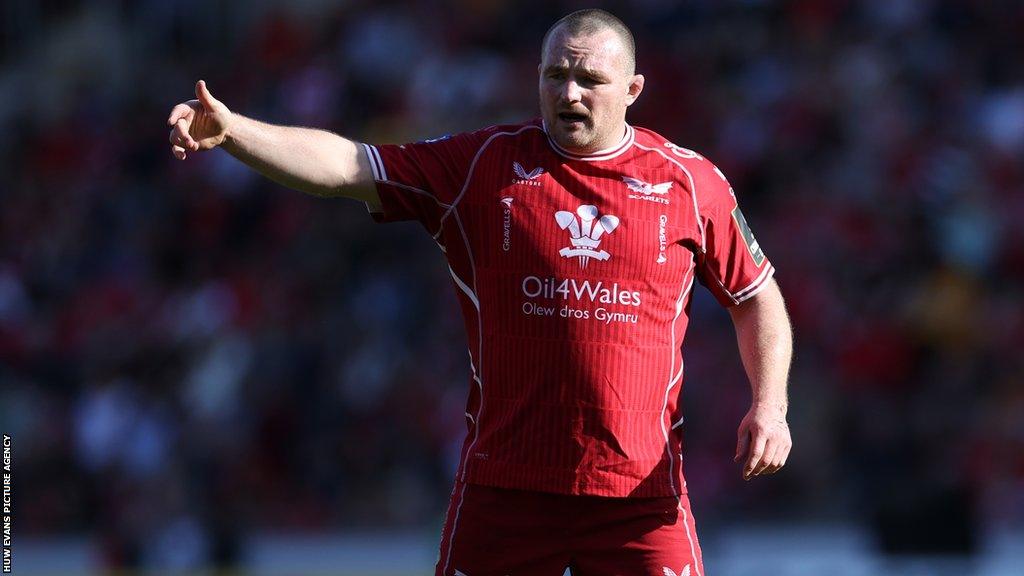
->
xmin=539 ymin=27 xmax=644 ymax=153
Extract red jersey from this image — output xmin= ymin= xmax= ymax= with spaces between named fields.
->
xmin=363 ymin=119 xmax=773 ymax=498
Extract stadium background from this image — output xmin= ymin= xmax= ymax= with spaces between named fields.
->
xmin=1 ymin=0 xmax=1022 ymax=574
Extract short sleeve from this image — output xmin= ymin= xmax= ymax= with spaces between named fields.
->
xmin=362 ymin=129 xmax=491 ymax=232
xmin=693 ymin=161 xmax=775 ymax=307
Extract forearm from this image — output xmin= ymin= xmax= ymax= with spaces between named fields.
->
xmin=222 ymin=114 xmax=375 ymax=200
xmin=729 ymin=279 xmax=792 ymax=413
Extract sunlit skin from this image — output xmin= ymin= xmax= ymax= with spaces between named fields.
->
xmin=539 ymin=27 xmax=645 ymax=154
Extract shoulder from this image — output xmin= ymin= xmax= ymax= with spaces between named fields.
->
xmin=428 ymin=120 xmax=545 ymax=155
xmin=631 ymin=124 xmax=673 ymax=150
xmin=631 ymin=126 xmax=734 ymax=203
xmin=632 ymin=126 xmax=718 ymax=176
xmin=469 ymin=119 xmax=546 ymax=143
xmin=396 ymin=120 xmax=544 ymax=163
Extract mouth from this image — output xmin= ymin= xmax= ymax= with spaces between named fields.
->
xmin=557 ymin=111 xmax=588 ymax=125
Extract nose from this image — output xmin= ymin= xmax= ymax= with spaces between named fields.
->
xmin=561 ymin=79 xmax=582 ymax=104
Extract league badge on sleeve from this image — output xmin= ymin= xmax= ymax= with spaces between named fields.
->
xmin=731 ymin=206 xmax=766 ymax=267
xmin=420 ymin=134 xmax=452 ymax=143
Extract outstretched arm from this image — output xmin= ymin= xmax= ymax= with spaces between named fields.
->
xmin=727 ymin=278 xmax=793 ymax=481
xmin=167 ymin=80 xmax=380 ymax=209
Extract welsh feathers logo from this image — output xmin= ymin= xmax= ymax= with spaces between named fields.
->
xmin=664 ymin=565 xmax=691 ymax=576
xmin=555 ymin=205 xmax=619 ymax=269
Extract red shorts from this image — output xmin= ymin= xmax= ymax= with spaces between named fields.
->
xmin=435 ymin=481 xmax=705 ymax=576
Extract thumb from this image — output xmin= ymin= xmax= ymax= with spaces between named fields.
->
xmin=195 ymin=79 xmax=219 ymax=111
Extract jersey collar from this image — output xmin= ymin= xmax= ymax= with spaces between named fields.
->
xmin=542 ymin=121 xmax=635 ymax=162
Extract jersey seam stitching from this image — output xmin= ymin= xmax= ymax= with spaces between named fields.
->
xmin=439 ymin=125 xmax=545 ymax=228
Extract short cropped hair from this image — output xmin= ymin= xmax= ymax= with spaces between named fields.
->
xmin=541 ymin=9 xmax=636 ymax=74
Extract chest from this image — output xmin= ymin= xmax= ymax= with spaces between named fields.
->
xmin=450 ymin=158 xmax=699 ymax=278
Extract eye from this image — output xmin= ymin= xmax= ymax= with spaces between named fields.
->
xmin=547 ymin=71 xmax=566 ymax=81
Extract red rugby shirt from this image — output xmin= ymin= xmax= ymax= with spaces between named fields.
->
xmin=363 ymin=119 xmax=773 ymax=497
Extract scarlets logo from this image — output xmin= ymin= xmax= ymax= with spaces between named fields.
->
xmin=555 ymin=205 xmax=619 ymax=268
xmin=623 ymin=176 xmax=672 ymax=205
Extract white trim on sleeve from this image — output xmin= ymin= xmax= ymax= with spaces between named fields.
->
xmin=733 ymin=264 xmax=775 ymax=304
xmin=362 ymin=143 xmax=387 ymax=181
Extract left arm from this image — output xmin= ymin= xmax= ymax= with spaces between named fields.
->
xmin=728 ymin=278 xmax=793 ymax=480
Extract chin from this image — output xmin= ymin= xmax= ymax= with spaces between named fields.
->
xmin=552 ymin=126 xmax=594 ymax=151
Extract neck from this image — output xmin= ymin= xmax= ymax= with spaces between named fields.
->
xmin=544 ymin=121 xmax=635 ymax=161
xmin=546 ymin=121 xmax=629 ymax=155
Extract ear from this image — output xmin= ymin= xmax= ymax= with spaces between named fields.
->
xmin=625 ymin=74 xmax=645 ymax=107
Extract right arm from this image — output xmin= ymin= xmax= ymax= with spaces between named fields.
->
xmin=167 ymin=80 xmax=380 ymax=210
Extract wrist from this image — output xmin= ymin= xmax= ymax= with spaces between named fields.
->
xmin=222 ymin=112 xmax=238 ymax=148
xmin=753 ymin=398 xmax=788 ymax=416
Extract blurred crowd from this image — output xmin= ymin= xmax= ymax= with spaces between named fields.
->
xmin=1 ymin=0 xmax=1022 ymax=570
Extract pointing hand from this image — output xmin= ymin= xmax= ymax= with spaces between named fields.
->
xmin=167 ymin=80 xmax=232 ymax=160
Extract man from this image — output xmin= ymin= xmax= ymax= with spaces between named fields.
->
xmin=168 ymin=9 xmax=791 ymax=576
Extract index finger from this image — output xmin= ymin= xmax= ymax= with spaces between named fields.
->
xmin=167 ymin=102 xmax=195 ymax=126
